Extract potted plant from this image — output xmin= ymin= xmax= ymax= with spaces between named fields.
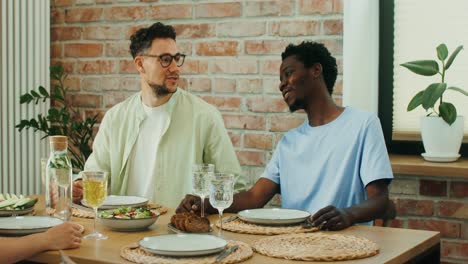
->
xmin=16 ymin=65 xmax=98 ymax=171
xmin=401 ymin=43 xmax=467 ymax=162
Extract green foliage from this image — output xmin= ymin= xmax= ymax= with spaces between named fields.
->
xmin=400 ymin=60 xmax=439 ymax=76
xmin=16 ymin=65 xmax=98 ymax=171
xmin=401 ymin=43 xmax=467 ymax=125
xmin=48 ymin=153 xmax=72 ymax=170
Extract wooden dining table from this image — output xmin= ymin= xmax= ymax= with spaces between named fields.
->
xmin=26 ymin=199 xmax=440 ymax=264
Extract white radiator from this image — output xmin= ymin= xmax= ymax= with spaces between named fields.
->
xmin=0 ymin=0 xmax=50 ymax=195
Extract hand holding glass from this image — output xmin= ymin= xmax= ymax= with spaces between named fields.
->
xmin=209 ymin=173 xmax=235 ymax=237
xmin=192 ymin=164 xmax=214 ymax=218
xmin=81 ymin=171 xmax=108 ymax=240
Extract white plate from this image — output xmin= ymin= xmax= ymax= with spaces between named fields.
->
xmin=238 ymin=208 xmax=311 ymax=225
xmin=82 ymin=195 xmax=149 ymax=209
xmin=0 ymin=207 xmax=34 ymax=217
xmin=139 ymin=234 xmax=227 ymax=256
xmin=0 ymin=216 xmax=63 ymax=235
xmin=421 ymin=153 xmax=461 ymax=162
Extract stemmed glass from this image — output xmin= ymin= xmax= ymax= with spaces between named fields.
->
xmin=192 ymin=164 xmax=214 ymax=218
xmin=209 ymin=173 xmax=235 ymax=237
xmin=81 ymin=171 xmax=108 ymax=240
xmin=55 ymin=168 xmax=72 ymax=221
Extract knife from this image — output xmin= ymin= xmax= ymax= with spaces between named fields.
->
xmin=222 ymin=215 xmax=238 ymax=223
xmin=167 ymin=223 xmax=182 ymax=233
xmin=215 ymin=245 xmax=238 ymax=263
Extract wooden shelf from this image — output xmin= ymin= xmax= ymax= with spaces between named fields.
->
xmin=390 ymin=154 xmax=468 ymax=179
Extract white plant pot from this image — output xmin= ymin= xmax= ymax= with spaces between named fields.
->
xmin=420 ymin=116 xmax=464 ymax=162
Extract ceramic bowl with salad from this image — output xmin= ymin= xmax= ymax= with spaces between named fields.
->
xmin=98 ymin=207 xmax=159 ymax=231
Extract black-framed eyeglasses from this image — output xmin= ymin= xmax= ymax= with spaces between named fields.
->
xmin=141 ymin=53 xmax=186 ymax=68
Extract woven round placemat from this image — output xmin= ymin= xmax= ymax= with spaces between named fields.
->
xmin=72 ymin=207 xmax=94 ymax=218
xmin=121 ymin=240 xmax=252 ymax=264
xmin=252 ymin=232 xmax=379 ymax=261
xmin=71 ymin=203 xmax=168 ymax=219
xmin=147 ymin=203 xmax=168 ymax=215
xmin=216 ymin=218 xmax=318 ymax=235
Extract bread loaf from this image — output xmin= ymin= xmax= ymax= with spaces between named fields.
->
xmin=170 ymin=212 xmax=210 ymax=233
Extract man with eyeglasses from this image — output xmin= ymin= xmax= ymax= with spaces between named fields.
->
xmin=73 ymin=22 xmax=244 ymax=208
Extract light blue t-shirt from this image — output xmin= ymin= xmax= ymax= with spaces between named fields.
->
xmin=262 ymin=107 xmax=393 ymax=217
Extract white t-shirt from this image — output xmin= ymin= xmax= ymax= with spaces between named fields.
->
xmin=126 ymin=100 xmax=169 ymax=199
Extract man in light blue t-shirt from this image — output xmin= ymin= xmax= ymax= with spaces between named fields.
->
xmin=177 ymin=41 xmax=394 ymax=230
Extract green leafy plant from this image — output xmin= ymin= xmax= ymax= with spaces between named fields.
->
xmin=401 ymin=43 xmax=467 ymax=125
xmin=16 ymin=65 xmax=98 ymax=171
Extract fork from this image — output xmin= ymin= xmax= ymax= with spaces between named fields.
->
xmin=215 ymin=245 xmax=239 ymax=263
xmin=60 ymin=250 xmax=77 ymax=264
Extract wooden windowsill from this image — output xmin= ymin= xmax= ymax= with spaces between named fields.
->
xmin=390 ymin=154 xmax=468 ymax=179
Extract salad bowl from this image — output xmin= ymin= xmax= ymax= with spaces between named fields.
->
xmin=98 ymin=207 xmax=159 ymax=231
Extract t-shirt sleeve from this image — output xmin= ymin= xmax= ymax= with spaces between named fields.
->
xmin=360 ymin=116 xmax=394 ymax=186
xmin=260 ymin=141 xmax=281 ymax=185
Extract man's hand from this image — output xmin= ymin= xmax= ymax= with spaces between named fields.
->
xmin=312 ymin=205 xmax=353 ymax=231
xmin=176 ymin=194 xmax=202 ymax=215
xmin=72 ymin=180 xmax=83 ymax=204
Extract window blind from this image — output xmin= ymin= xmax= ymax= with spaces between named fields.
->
xmin=393 ymin=0 xmax=468 ymax=141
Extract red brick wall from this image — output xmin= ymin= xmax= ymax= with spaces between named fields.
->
xmin=50 ymin=0 xmax=343 ymax=183
xmin=377 ymin=175 xmax=468 ymax=264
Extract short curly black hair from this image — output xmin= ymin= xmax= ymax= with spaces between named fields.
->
xmin=281 ymin=41 xmax=338 ymax=94
xmin=129 ymin=22 xmax=176 ymax=58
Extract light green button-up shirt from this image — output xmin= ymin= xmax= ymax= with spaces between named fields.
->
xmin=85 ymin=88 xmax=244 ymax=207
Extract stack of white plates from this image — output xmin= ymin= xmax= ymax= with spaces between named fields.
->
xmin=238 ymin=208 xmax=310 ymax=225
xmin=83 ymin=195 xmax=149 ymax=209
xmin=139 ymin=234 xmax=227 ymax=257
xmin=0 ymin=216 xmax=63 ymax=235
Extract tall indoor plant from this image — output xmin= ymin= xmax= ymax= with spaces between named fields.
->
xmin=16 ymin=65 xmax=98 ymax=171
xmin=401 ymin=43 xmax=467 ymax=162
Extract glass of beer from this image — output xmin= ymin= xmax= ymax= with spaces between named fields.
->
xmin=81 ymin=171 xmax=108 ymax=240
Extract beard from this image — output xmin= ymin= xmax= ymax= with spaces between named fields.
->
xmin=289 ymin=98 xmax=306 ymax=112
xmin=148 ymin=82 xmax=175 ymax=97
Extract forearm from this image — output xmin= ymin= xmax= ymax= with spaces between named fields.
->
xmin=0 ymin=233 xmax=49 ymax=264
xmin=344 ymin=194 xmax=389 ymax=224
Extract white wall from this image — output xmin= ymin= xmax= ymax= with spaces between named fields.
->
xmin=0 ymin=0 xmax=50 ymax=194
xmin=343 ymin=0 xmax=379 ymax=113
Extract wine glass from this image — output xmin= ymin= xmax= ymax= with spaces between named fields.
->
xmin=54 ymin=165 xmax=72 ymax=221
xmin=81 ymin=171 xmax=108 ymax=240
xmin=209 ymin=173 xmax=235 ymax=237
xmin=192 ymin=164 xmax=214 ymax=218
